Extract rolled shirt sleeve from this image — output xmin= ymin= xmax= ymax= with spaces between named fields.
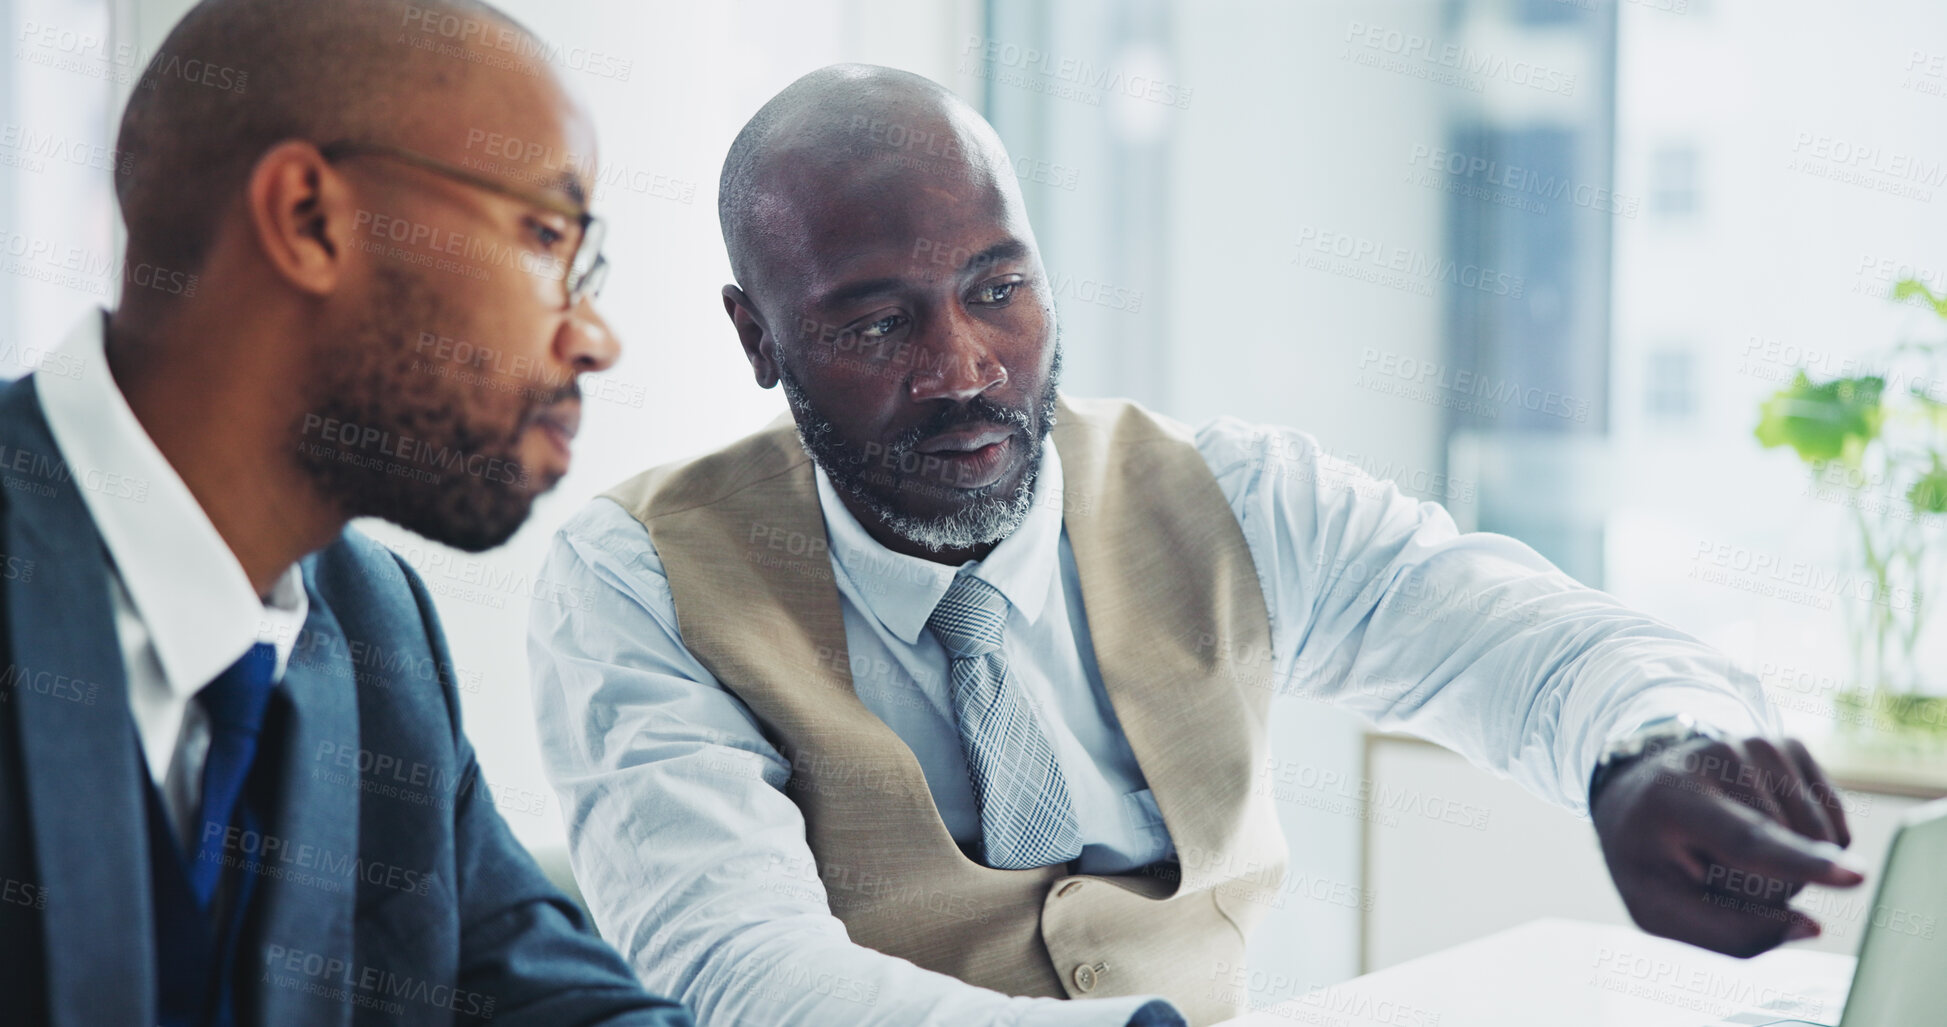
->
xmin=528 ymin=499 xmax=1176 ymax=1027
xmin=1199 ymin=418 xmax=1776 ymax=816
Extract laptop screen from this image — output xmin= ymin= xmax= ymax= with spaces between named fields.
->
xmin=1840 ymin=798 xmax=1947 ymax=1025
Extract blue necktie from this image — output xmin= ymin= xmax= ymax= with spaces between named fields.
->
xmin=150 ymin=641 xmax=280 ymax=1027
xmin=927 ymin=576 xmax=1082 ymax=869
xmin=189 ymin=642 xmax=278 ymax=904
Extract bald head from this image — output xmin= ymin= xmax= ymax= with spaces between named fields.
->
xmin=717 ymin=64 xmax=1025 ymax=302
xmin=115 ymin=0 xmax=539 ymax=275
xmin=714 ymin=66 xmax=1061 ymax=562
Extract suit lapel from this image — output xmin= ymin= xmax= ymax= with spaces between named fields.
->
xmin=245 ymin=576 xmax=357 ymax=1027
xmin=2 ymin=378 xmax=155 ymax=1026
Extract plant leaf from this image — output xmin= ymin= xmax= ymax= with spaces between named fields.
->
xmin=1754 ymin=372 xmax=1885 ymax=464
xmin=1894 ymin=277 xmax=1947 ymax=319
xmin=1912 ymin=458 xmax=1947 ymax=515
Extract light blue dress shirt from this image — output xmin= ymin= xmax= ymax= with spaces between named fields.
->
xmin=529 ymin=415 xmax=1774 ymax=1027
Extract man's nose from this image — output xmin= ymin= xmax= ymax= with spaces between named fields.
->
xmin=909 ymin=321 xmax=1005 ymax=404
xmin=555 ymin=296 xmax=620 ymax=374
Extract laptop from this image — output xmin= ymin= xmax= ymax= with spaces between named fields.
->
xmin=1706 ymin=797 xmax=1947 ymax=1026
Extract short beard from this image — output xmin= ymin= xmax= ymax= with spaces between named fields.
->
xmin=291 ymin=267 xmax=565 ymax=552
xmin=779 ymin=346 xmax=1062 ymax=554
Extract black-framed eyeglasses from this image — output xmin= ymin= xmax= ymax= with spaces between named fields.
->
xmin=319 ymin=140 xmax=609 ymax=308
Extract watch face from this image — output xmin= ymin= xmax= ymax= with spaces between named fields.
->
xmin=1591 ymin=719 xmax=1712 ymax=806
xmin=1616 ymin=714 xmax=1708 ymax=760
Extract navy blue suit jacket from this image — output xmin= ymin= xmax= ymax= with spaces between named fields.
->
xmin=0 ymin=375 xmax=690 ymax=1026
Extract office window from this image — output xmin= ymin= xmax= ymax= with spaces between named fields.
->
xmin=1604 ymin=0 xmax=1947 ymax=718
xmin=1513 ymin=0 xmax=1596 ymax=28
xmin=1650 ymin=143 xmax=1701 ymax=218
xmin=1643 ymin=346 xmax=1696 ymax=422
xmin=1440 ymin=4 xmax=1615 ymax=585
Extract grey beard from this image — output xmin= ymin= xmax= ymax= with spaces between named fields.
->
xmin=777 ymin=361 xmax=1056 ymax=554
xmin=835 ymin=441 xmax=1042 ymax=553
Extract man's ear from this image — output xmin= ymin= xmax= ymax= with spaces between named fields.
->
xmin=245 ymin=140 xmax=350 ymax=298
xmin=723 ymin=284 xmax=780 ymax=389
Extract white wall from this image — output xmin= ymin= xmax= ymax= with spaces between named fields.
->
xmin=2 ymin=0 xmax=121 ymax=361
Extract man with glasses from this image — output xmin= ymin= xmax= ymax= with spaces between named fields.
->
xmin=0 ymin=0 xmax=679 ymax=1024
xmin=318 ymin=141 xmax=611 ymax=316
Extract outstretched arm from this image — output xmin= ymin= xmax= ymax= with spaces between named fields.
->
xmin=1203 ymin=419 xmax=1861 ymax=956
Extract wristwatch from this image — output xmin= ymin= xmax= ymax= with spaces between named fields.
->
xmin=1587 ymin=713 xmax=1723 ymax=807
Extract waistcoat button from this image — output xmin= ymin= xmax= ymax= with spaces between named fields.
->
xmin=1072 ymin=963 xmax=1098 ymax=992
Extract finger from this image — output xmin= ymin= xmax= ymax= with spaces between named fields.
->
xmin=1783 ymin=737 xmax=1852 ymax=848
xmin=1639 ymin=865 xmax=1820 ymax=958
xmin=1699 ymin=880 xmax=1822 ymax=942
xmin=1702 ymin=739 xmax=1787 ymax=822
xmin=1744 ymin=737 xmax=1838 ymax=845
xmin=1687 ymin=796 xmax=1865 ymax=889
xmin=1697 ymin=853 xmax=1806 ymax=912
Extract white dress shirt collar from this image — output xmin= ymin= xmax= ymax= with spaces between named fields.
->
xmin=35 ymin=311 xmax=307 ymax=693
xmin=814 ymin=440 xmax=1065 ymax=645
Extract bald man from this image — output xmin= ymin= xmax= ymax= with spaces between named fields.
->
xmin=530 ymin=66 xmax=1860 ymax=1026
xmin=0 ymin=1 xmax=688 ymax=1024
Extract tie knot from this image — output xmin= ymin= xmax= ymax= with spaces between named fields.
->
xmin=926 ymin=575 xmax=1009 ymax=659
xmin=199 ymin=642 xmax=278 ymax=735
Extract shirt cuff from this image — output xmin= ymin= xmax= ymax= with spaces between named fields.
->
xmin=1627 ymin=701 xmax=1766 ymax=745
xmin=1016 ymin=996 xmax=1185 ymax=1027
xmin=1125 ymin=998 xmax=1189 ymax=1026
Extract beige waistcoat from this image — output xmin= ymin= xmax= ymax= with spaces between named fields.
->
xmin=604 ymin=396 xmax=1285 ymax=1025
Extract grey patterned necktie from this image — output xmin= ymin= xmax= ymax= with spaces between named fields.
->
xmin=926 ymin=575 xmax=1082 ymax=869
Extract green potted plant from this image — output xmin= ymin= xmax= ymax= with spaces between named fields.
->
xmin=1755 ymin=278 xmax=1947 ymax=750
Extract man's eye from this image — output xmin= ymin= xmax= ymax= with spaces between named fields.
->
xmin=859 ymin=314 xmax=907 ymax=339
xmin=528 ymin=219 xmax=567 ymax=249
xmin=973 ymin=282 xmax=1018 ymax=304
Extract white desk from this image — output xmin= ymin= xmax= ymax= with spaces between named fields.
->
xmin=1214 ymin=918 xmax=1855 ymax=1027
